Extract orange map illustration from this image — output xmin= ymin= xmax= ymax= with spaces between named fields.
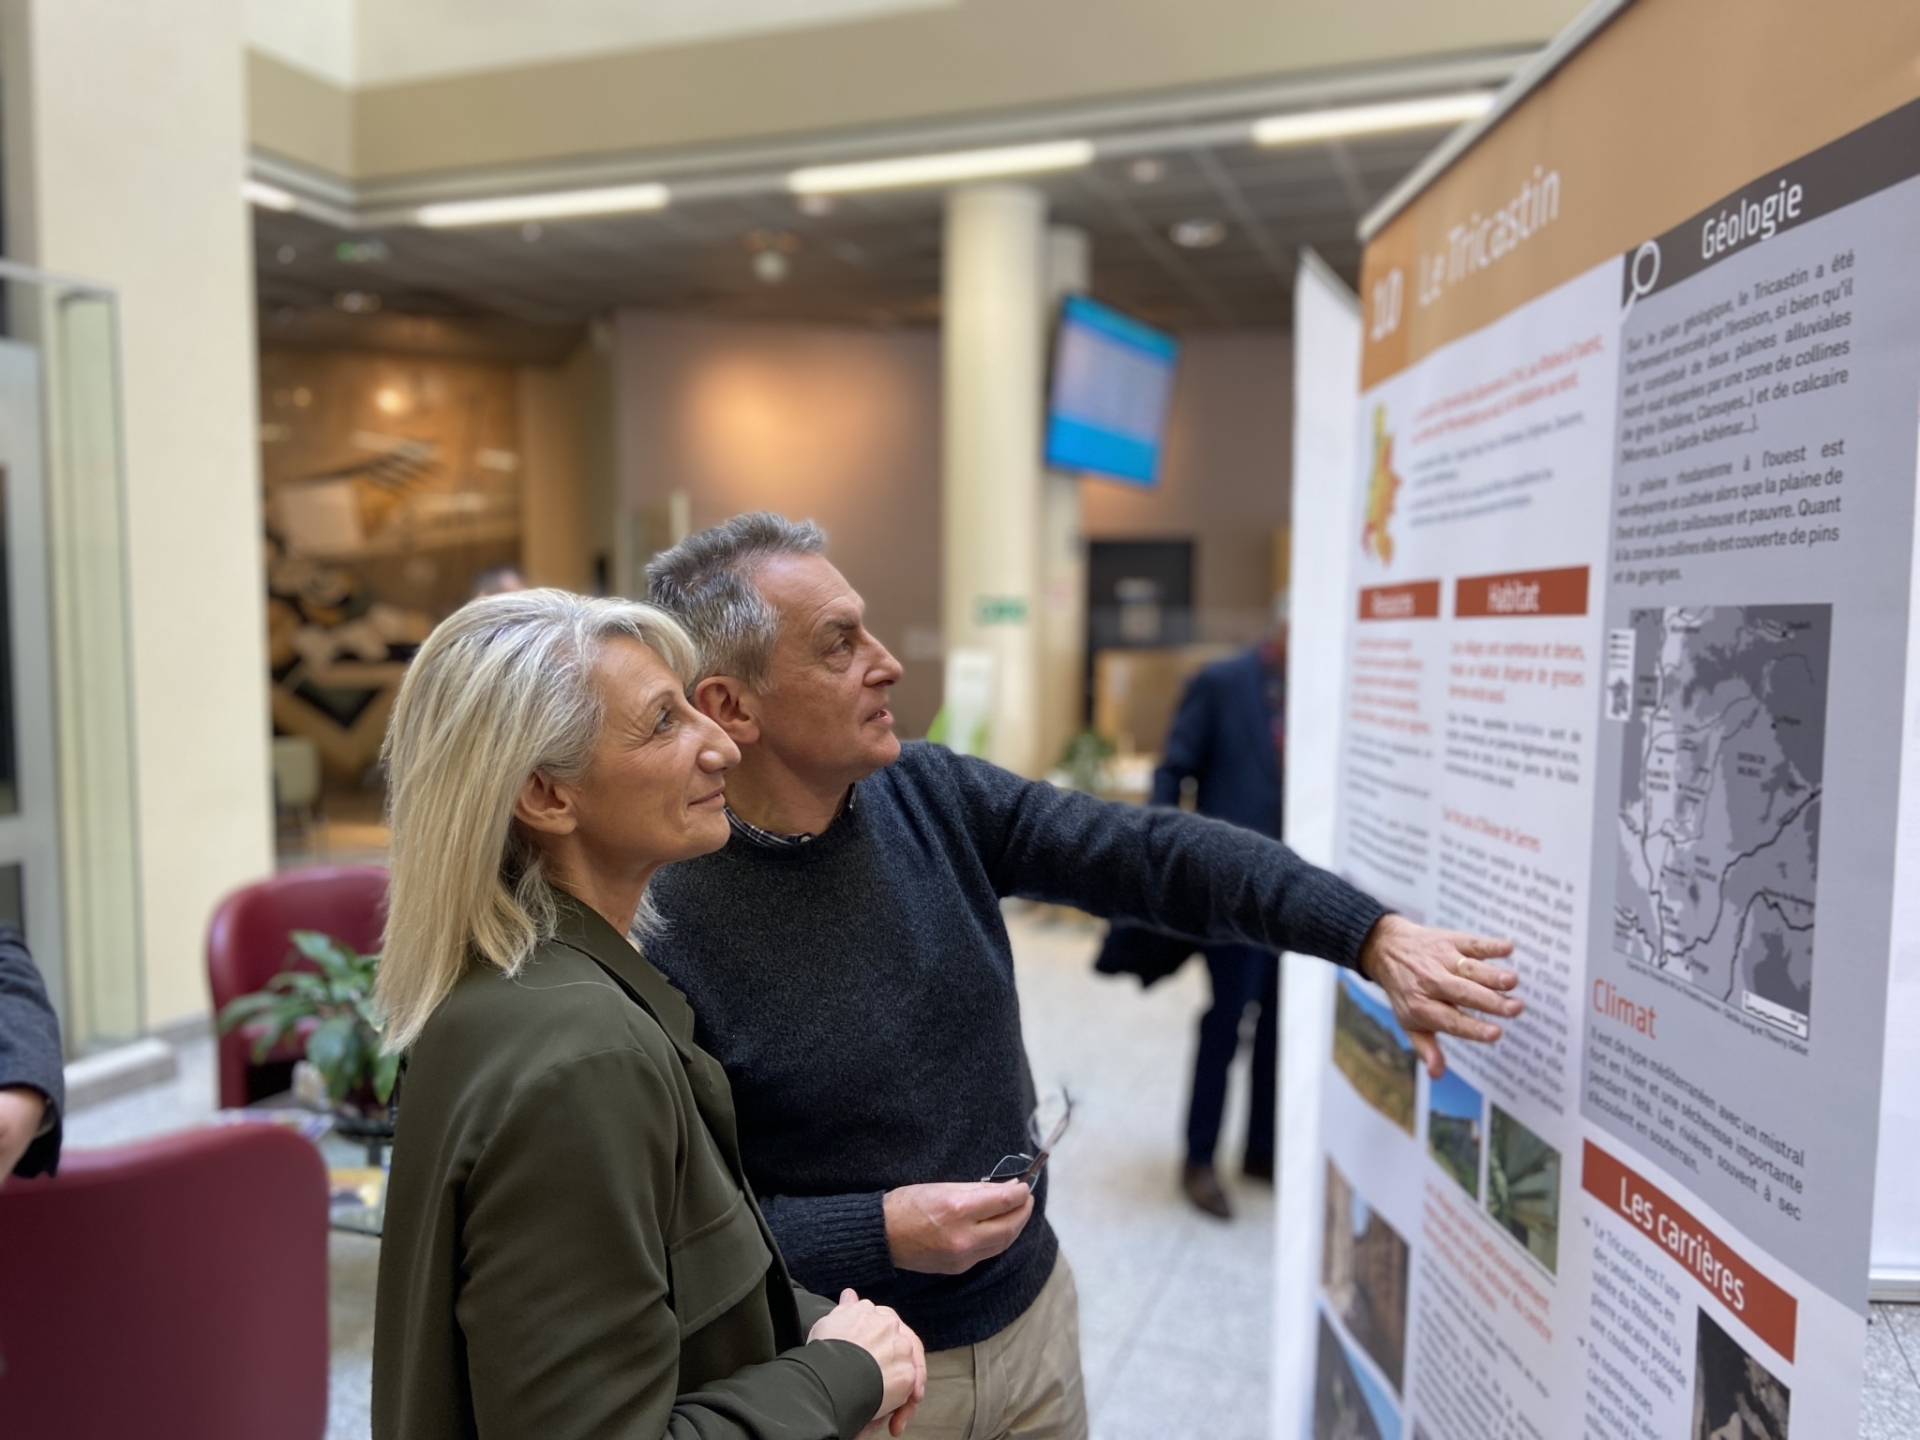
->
xmin=1362 ymin=405 xmax=1401 ymax=565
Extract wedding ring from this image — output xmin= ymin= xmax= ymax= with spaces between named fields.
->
xmin=1455 ymin=955 xmax=1470 ymax=976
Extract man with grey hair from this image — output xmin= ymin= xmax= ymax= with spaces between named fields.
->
xmin=644 ymin=512 xmax=1521 ymax=1440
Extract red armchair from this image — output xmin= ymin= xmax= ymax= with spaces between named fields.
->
xmin=209 ymin=864 xmax=388 ymax=1109
xmin=0 ymin=1124 xmax=329 ymax=1439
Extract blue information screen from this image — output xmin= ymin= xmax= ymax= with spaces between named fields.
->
xmin=1044 ymin=295 xmax=1179 ymax=486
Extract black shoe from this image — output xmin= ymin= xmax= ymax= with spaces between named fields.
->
xmin=1242 ymin=1152 xmax=1275 ymax=1184
xmin=1182 ymin=1162 xmax=1233 ymax=1219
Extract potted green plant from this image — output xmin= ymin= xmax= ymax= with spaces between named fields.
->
xmin=218 ymin=930 xmax=398 ymax=1139
xmin=1056 ymin=728 xmax=1117 ymax=796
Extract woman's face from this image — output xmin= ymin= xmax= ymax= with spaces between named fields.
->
xmin=562 ymin=636 xmax=739 ymax=871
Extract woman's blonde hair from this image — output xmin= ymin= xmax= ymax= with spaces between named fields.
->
xmin=376 ymin=589 xmax=699 ymax=1052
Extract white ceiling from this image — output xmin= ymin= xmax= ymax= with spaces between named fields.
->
xmin=246 ymin=0 xmax=957 ymax=89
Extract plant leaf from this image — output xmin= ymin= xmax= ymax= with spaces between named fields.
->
xmin=306 ymin=1013 xmax=362 ymax=1103
xmin=217 ymin=992 xmax=280 ymax=1032
xmin=371 ymin=1047 xmax=401 ymax=1106
xmin=290 ymin=929 xmax=360 ymax=985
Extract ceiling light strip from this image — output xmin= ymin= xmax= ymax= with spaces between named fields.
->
xmin=1250 ymin=91 xmax=1496 ymax=148
xmin=243 ymin=179 xmax=298 ymax=212
xmin=415 ymin=183 xmax=671 ymax=228
xmin=788 ymin=140 xmax=1095 ymax=195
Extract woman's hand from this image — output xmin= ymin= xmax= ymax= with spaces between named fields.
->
xmin=809 ymin=1289 xmax=927 ymax=1436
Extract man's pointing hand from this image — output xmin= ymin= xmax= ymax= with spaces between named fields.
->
xmin=1358 ymin=914 xmax=1521 ymax=1078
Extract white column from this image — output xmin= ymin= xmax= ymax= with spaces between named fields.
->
xmin=1038 ymin=226 xmax=1091 ymax=772
xmin=942 ymin=184 xmax=1047 ymax=774
xmin=4 ymin=0 xmax=272 ymax=1031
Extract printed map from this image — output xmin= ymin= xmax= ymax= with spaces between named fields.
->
xmin=1612 ymin=606 xmax=1829 ymax=1036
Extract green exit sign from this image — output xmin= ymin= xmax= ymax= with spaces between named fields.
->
xmin=975 ymin=596 xmax=1029 ymax=626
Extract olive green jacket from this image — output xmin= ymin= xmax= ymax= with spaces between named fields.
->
xmin=371 ymin=895 xmax=883 ymax=1439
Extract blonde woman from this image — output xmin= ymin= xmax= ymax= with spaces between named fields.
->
xmin=371 ymin=591 xmax=924 ymax=1440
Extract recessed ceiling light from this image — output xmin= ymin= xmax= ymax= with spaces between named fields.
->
xmin=521 ymin=222 xmax=543 ymax=242
xmin=1170 ymin=218 xmax=1226 ymax=249
xmin=796 ymin=193 xmax=837 ymax=218
xmin=1128 ymin=158 xmax=1166 ymax=184
xmin=244 ymin=179 xmax=296 ymax=211
xmin=1250 ymin=91 xmax=1497 ymax=147
xmin=276 ymin=245 xmax=297 ymax=265
xmin=414 ymin=182 xmax=670 ymax=227
xmin=753 ymin=250 xmax=791 ymax=285
xmin=788 ymin=140 xmax=1094 ymax=195
xmin=333 ymin=291 xmax=381 ymax=314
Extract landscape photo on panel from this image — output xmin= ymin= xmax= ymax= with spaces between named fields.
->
xmin=1320 ymin=1160 xmax=1411 ymax=1394
xmin=1332 ymin=974 xmax=1417 ymax=1134
xmin=1612 ymin=605 xmax=1829 ymax=1039
xmin=1487 ymin=1104 xmax=1561 ymax=1274
xmin=1691 ymin=1308 xmax=1790 ymax=1440
xmin=1311 ymin=1310 xmax=1400 ymax=1440
xmin=1425 ymin=1067 xmax=1484 ymax=1201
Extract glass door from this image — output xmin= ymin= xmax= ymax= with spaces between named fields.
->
xmin=0 ymin=339 xmax=66 ymax=1022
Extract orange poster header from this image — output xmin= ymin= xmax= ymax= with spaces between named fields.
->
xmin=1582 ymin=1141 xmax=1797 ymax=1363
xmin=1358 ymin=580 xmax=1441 ymax=622
xmin=1359 ymin=0 xmax=1920 ymax=390
xmin=1455 ymin=566 xmax=1589 ymax=619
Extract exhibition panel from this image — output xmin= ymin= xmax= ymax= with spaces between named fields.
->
xmin=1277 ymin=1 xmax=1920 ymax=1435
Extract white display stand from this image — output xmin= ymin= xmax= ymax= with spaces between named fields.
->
xmin=1272 ymin=251 xmax=1362 ymax=1435
xmin=1873 ymin=468 xmax=1920 ymax=1302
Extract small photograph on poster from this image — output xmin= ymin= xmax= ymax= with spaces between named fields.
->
xmin=1425 ymin=1069 xmax=1483 ymax=1200
xmin=1321 ymin=1159 xmax=1410 ymax=1393
xmin=1312 ymin=1309 xmax=1400 ymax=1440
xmin=1691 ymin=1308 xmax=1791 ymax=1440
xmin=1487 ymin=1104 xmax=1561 ymax=1273
xmin=1613 ymin=605 xmax=1829 ymax=1040
xmin=1333 ymin=974 xmax=1416 ymax=1133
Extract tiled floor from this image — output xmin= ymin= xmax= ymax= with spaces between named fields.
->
xmin=62 ymin=908 xmax=1920 ymax=1438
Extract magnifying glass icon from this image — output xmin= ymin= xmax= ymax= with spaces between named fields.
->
xmin=1624 ymin=240 xmax=1661 ymax=317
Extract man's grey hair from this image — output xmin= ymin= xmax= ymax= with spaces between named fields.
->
xmin=646 ymin=512 xmax=827 ymax=687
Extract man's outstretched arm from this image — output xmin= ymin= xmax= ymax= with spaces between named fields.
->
xmin=946 ymin=750 xmax=1522 ymax=1077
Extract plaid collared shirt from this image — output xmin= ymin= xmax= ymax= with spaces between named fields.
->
xmin=724 ymin=786 xmax=858 ymax=849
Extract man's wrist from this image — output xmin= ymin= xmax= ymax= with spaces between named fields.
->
xmin=1356 ymin=913 xmax=1397 ymax=983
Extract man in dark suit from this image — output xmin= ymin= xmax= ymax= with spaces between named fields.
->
xmin=1151 ymin=618 xmax=1288 ymax=1218
xmin=0 ymin=923 xmax=63 ymax=1183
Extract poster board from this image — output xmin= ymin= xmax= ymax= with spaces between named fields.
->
xmin=1278 ymin=251 xmax=1364 ymax=1433
xmin=1276 ymin=0 xmax=1920 ymax=1433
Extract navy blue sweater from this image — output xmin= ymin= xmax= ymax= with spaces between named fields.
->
xmin=644 ymin=743 xmax=1387 ymax=1350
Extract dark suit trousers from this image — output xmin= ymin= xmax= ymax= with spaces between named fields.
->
xmin=1184 ymin=944 xmax=1278 ymax=1169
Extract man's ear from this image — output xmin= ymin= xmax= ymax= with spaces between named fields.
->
xmin=693 ymin=674 xmax=762 ymax=745
xmin=513 ymin=769 xmax=578 ymax=837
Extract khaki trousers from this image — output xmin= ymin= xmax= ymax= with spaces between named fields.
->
xmin=908 ymin=1253 xmax=1089 ymax=1440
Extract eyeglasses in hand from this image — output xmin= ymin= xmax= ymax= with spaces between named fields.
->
xmin=984 ymin=1089 xmax=1073 ymax=1185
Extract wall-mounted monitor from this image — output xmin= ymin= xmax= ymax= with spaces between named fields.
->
xmin=1044 ymin=295 xmax=1179 ymax=487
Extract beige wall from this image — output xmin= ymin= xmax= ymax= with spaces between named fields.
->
xmin=249 ymin=51 xmax=355 ymax=178
xmin=616 ymin=312 xmax=946 ymax=736
xmin=248 ymin=0 xmax=1584 ymax=181
xmin=5 ymin=0 xmax=272 ymax=1028
xmin=615 ymin=314 xmax=1292 ymax=735
xmin=1083 ymin=331 xmax=1293 ymax=645
xmin=518 ymin=339 xmax=618 ymax=595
